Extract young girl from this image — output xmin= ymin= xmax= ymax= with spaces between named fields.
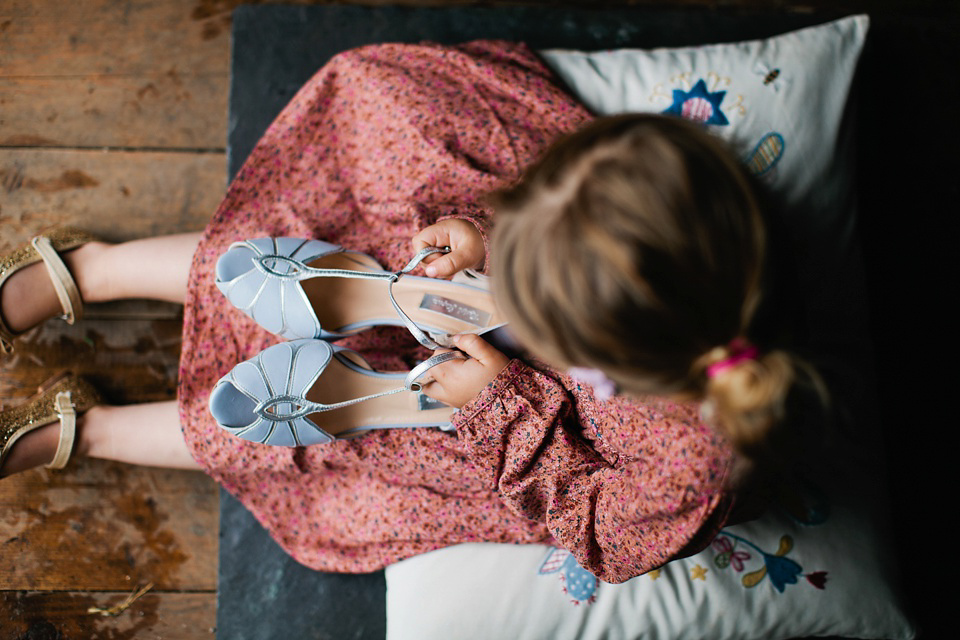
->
xmin=0 ymin=40 xmax=811 ymax=583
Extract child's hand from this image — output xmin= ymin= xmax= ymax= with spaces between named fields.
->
xmin=420 ymin=334 xmax=510 ymax=409
xmin=412 ymin=219 xmax=485 ymax=278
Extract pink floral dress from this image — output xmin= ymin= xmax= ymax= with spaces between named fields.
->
xmin=178 ymin=40 xmax=734 ymax=583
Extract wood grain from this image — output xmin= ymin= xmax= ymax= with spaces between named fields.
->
xmin=0 ymin=149 xmax=223 ymax=243
xmin=0 ymin=590 xmax=215 ymax=639
xmin=0 ymin=75 xmax=228 ymax=150
xmin=0 ymin=459 xmax=218 ymax=592
xmin=0 ymin=1 xmax=229 ymax=77
xmin=0 ymin=0 xmax=231 ymax=151
xmin=2 ymin=3 xmax=224 ymax=627
xmin=0 ymin=317 xmax=184 ymax=404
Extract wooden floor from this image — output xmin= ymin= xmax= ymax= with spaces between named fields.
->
xmin=0 ymin=0 xmax=942 ymax=637
xmin=2 ymin=0 xmax=228 ymax=636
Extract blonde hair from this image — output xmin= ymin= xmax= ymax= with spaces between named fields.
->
xmin=490 ymin=114 xmax=816 ymax=456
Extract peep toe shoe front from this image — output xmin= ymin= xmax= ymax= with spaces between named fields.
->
xmin=215 ymin=238 xmax=504 ymax=349
xmin=209 ymin=339 xmax=465 ymax=446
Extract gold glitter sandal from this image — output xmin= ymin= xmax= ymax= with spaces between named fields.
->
xmin=0 ymin=228 xmax=96 ymax=355
xmin=0 ymin=372 xmax=101 ymax=473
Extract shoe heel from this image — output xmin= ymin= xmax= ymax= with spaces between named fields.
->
xmin=37 ymin=371 xmax=74 ymax=395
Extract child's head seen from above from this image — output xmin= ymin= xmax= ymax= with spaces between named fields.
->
xmin=491 ymin=114 xmax=798 ymax=453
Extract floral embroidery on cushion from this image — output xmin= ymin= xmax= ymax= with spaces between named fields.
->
xmin=711 ymin=531 xmax=828 ymax=593
xmin=746 ymin=132 xmax=785 ymax=177
xmin=662 ymin=77 xmax=730 ymax=125
xmin=539 ymin=547 xmax=598 ymax=605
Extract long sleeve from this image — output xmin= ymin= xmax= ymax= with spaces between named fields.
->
xmin=453 ymin=359 xmax=735 ymax=583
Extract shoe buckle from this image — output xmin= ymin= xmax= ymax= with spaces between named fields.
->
xmin=46 ymin=391 xmax=77 ymax=470
xmin=54 ymin=391 xmax=76 ymax=419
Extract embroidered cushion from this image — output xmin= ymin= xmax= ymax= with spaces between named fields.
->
xmin=385 ymin=463 xmax=913 ymax=639
xmin=539 ymin=16 xmax=868 ymax=221
xmin=539 ymin=15 xmax=873 ymax=352
xmin=386 ymin=15 xmax=916 ymax=640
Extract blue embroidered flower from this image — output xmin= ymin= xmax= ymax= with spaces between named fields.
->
xmin=713 ymin=532 xmax=826 ymax=594
xmin=762 ymin=553 xmax=803 ymax=593
xmin=662 ymin=78 xmax=729 ymax=125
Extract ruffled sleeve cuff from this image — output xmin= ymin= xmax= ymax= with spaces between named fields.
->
xmin=452 ymin=358 xmax=527 ymax=437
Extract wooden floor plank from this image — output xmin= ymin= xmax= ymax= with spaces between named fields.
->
xmin=0 ymin=590 xmax=216 ymax=639
xmin=0 ymin=459 xmax=218 ymax=592
xmin=1 ymin=1 xmax=225 ymax=611
xmin=0 ymin=148 xmax=223 ymax=242
xmin=0 ymin=75 xmax=228 ymax=150
xmin=0 ymin=317 xmax=184 ymax=404
xmin=0 ymin=316 xmax=218 ymax=594
xmin=0 ymin=1 xmax=229 ymax=77
xmin=1 ymin=0 xmax=230 ymax=150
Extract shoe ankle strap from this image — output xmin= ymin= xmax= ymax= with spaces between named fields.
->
xmin=404 ymin=350 xmax=468 ymax=391
xmin=31 ymin=236 xmax=84 ymax=325
xmin=386 ymin=246 xmax=451 ymax=350
xmin=45 ymin=391 xmax=77 ymax=469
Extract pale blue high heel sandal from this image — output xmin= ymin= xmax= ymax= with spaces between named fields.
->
xmin=215 ymin=238 xmax=504 ymax=349
xmin=208 ymin=339 xmax=466 ymax=446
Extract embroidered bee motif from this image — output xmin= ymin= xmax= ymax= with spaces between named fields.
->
xmin=754 ymin=62 xmax=785 ymax=92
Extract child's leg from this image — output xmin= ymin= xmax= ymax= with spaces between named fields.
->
xmin=1 ymin=232 xmax=202 ymax=333
xmin=1 ymin=232 xmax=205 ymax=477
xmin=1 ymin=400 xmax=201 ymax=476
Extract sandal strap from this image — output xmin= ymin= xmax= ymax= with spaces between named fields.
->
xmin=404 ymin=350 xmax=468 ymax=391
xmin=45 ymin=391 xmax=77 ymax=469
xmin=252 ymin=348 xmax=469 ymax=423
xmin=386 ymin=247 xmax=450 ymax=351
xmin=31 ymin=236 xmax=83 ymax=325
xmin=279 ymin=244 xmax=450 ymax=350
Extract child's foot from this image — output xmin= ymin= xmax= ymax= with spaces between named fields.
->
xmin=0 ymin=239 xmax=105 ymax=339
xmin=0 ymin=422 xmax=59 ymax=477
xmin=0 ymin=374 xmax=101 ymax=477
xmin=1 ymin=258 xmax=69 ymax=334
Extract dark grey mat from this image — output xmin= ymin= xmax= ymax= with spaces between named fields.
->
xmin=219 ymin=5 xmax=958 ymax=639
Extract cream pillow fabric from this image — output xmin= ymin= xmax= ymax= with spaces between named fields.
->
xmin=386 ymin=455 xmax=914 ymax=639
xmin=386 ymin=476 xmax=914 ymax=640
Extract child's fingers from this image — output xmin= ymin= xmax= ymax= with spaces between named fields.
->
xmin=420 ymin=339 xmax=508 ymax=408
xmin=412 ymin=226 xmax=456 ymax=276
xmin=412 ymin=220 xmax=484 ymax=278
xmin=412 ymin=227 xmax=450 ymax=254
xmin=417 ymin=377 xmax=444 ymax=400
xmin=424 ymin=253 xmax=464 ymax=278
xmin=417 ymin=349 xmax=459 ymax=403
xmin=453 ymin=334 xmax=502 ymax=366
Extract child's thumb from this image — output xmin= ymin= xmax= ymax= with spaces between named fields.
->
xmin=453 ymin=333 xmax=496 ymax=363
xmin=424 ymin=253 xmax=461 ymax=278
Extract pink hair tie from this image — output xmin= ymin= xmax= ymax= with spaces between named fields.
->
xmin=706 ymin=340 xmax=759 ymax=379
